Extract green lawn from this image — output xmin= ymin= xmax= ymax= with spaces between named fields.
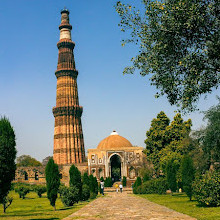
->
xmin=138 ymin=193 xmax=220 ymax=220
xmin=0 ymin=191 xmax=92 ymax=220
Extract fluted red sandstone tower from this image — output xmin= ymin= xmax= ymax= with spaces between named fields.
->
xmin=53 ymin=9 xmax=85 ymax=165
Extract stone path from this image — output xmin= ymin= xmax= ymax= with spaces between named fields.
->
xmin=63 ymin=191 xmax=196 ymax=220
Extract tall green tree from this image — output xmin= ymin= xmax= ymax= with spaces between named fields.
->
xmin=45 ymin=159 xmax=60 ymax=210
xmin=166 ymin=159 xmax=178 ymax=193
xmin=159 ymin=113 xmax=192 ymax=170
xmin=82 ymin=172 xmax=90 ymax=186
xmin=115 ymin=0 xmax=220 ymax=112
xmin=201 ymin=98 xmax=220 ymax=163
xmin=145 ymin=111 xmax=170 ymax=170
xmin=0 ymin=117 xmax=17 ymax=213
xmin=17 ymin=155 xmax=42 ymax=167
xmin=181 ymin=155 xmax=195 ymax=200
xmin=69 ymin=164 xmax=82 ymax=197
xmin=89 ymin=175 xmax=98 ymax=195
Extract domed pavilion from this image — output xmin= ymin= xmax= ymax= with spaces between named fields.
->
xmin=88 ymin=131 xmax=144 ymax=185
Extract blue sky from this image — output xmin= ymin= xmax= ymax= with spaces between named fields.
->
xmin=0 ymin=0 xmax=219 ymax=161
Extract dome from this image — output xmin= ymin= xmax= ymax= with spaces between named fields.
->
xmin=97 ymin=131 xmax=133 ymax=150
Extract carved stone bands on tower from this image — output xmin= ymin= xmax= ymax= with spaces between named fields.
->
xmin=53 ymin=9 xmax=85 ymax=165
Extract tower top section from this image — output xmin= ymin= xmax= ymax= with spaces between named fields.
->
xmin=61 ymin=8 xmax=69 ymax=14
xmin=59 ymin=8 xmax=72 ymax=40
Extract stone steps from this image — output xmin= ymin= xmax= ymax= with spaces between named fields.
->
xmin=104 ymin=187 xmax=132 ymax=192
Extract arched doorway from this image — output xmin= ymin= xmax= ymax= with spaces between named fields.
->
xmin=110 ymin=154 xmax=121 ymax=182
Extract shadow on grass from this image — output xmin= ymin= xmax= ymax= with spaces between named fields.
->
xmin=59 ymin=206 xmax=74 ymax=211
xmin=29 ymin=218 xmax=59 ymax=220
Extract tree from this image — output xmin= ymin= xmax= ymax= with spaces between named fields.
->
xmin=33 ymin=185 xmax=47 ymax=198
xmin=60 ymin=186 xmax=80 ymax=206
xmin=201 ymin=98 xmax=220 ymax=163
xmin=134 ymin=176 xmax=142 ymax=188
xmin=69 ymin=164 xmax=82 ymax=198
xmin=89 ymin=175 xmax=98 ymax=195
xmin=166 ymin=159 xmax=178 ymax=193
xmin=181 ymin=155 xmax=195 ymax=200
xmin=115 ymin=0 xmax=220 ymax=112
xmin=82 ymin=172 xmax=90 ymax=186
xmin=45 ymin=159 xmax=60 ymax=210
xmin=145 ymin=111 xmax=170 ymax=171
xmin=14 ymin=184 xmax=30 ymax=199
xmin=145 ymin=112 xmax=192 ymax=172
xmin=0 ymin=117 xmax=17 ymax=213
xmin=17 ymin=155 xmax=42 ymax=167
xmin=159 ymin=113 xmax=192 ymax=170
xmin=122 ymin=176 xmax=127 ymax=187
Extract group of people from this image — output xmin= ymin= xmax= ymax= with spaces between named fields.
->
xmin=100 ymin=180 xmax=123 ymax=195
xmin=115 ymin=183 xmax=123 ymax=193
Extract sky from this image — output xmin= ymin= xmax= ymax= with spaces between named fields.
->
xmin=0 ymin=0 xmax=219 ymax=162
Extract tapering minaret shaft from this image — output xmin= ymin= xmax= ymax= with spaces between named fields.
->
xmin=53 ymin=9 xmax=85 ymax=165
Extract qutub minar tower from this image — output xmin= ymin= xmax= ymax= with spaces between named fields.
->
xmin=53 ymin=9 xmax=86 ymax=165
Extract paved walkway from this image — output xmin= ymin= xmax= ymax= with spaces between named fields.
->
xmin=63 ymin=191 xmax=196 ymax=220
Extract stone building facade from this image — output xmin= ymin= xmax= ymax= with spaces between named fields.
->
xmin=88 ymin=131 xmax=144 ymax=186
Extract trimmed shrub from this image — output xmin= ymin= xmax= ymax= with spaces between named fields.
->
xmin=133 ymin=177 xmax=142 ymax=194
xmin=33 ymin=185 xmax=47 ymax=198
xmin=193 ymin=171 xmax=220 ymax=207
xmin=140 ymin=178 xmax=168 ymax=194
xmin=166 ymin=159 xmax=178 ymax=193
xmin=82 ymin=172 xmax=90 ymax=186
xmin=89 ymin=175 xmax=98 ymax=195
xmin=122 ymin=176 xmax=127 ymax=187
xmin=60 ymin=186 xmax=80 ymax=207
xmin=14 ymin=184 xmax=30 ymax=199
xmin=90 ymin=192 xmax=97 ymax=200
xmin=181 ymin=155 xmax=195 ymax=200
xmin=45 ymin=158 xmax=60 ymax=210
xmin=104 ymin=177 xmax=112 ymax=187
xmin=81 ymin=184 xmax=90 ymax=201
xmin=69 ymin=165 xmax=82 ymax=198
xmin=58 ymin=184 xmax=66 ymax=197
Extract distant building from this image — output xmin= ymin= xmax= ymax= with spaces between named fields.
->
xmin=88 ymin=131 xmax=144 ymax=186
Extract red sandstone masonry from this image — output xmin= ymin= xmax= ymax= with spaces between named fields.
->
xmin=53 ymin=9 xmax=85 ymax=165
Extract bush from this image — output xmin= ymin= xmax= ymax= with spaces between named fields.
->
xmin=60 ymin=186 xmax=80 ymax=207
xmin=181 ymin=155 xmax=195 ymax=200
xmin=58 ymin=184 xmax=67 ymax=197
xmin=166 ymin=159 xmax=178 ymax=193
xmin=104 ymin=177 xmax=112 ymax=187
xmin=89 ymin=175 xmax=98 ymax=195
xmin=14 ymin=184 xmax=30 ymax=199
xmin=82 ymin=173 xmax=90 ymax=186
xmin=90 ymin=192 xmax=97 ymax=200
xmin=45 ymin=158 xmax=60 ymax=210
xmin=69 ymin=165 xmax=82 ymax=198
xmin=81 ymin=184 xmax=90 ymax=201
xmin=33 ymin=185 xmax=47 ymax=198
xmin=122 ymin=176 xmax=127 ymax=187
xmin=140 ymin=178 xmax=168 ymax=194
xmin=133 ymin=177 xmax=142 ymax=194
xmin=193 ymin=171 xmax=220 ymax=207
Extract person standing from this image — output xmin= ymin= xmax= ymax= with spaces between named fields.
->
xmin=119 ymin=183 xmax=123 ymax=193
xmin=115 ymin=183 xmax=119 ymax=193
xmin=100 ymin=180 xmax=105 ymax=195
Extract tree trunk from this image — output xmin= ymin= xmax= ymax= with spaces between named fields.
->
xmin=53 ymin=205 xmax=56 ymax=211
xmin=3 ymin=203 xmax=6 ymax=213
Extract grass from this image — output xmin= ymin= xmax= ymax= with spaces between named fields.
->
xmin=138 ymin=193 xmax=220 ymax=220
xmin=0 ymin=191 xmax=93 ymax=220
